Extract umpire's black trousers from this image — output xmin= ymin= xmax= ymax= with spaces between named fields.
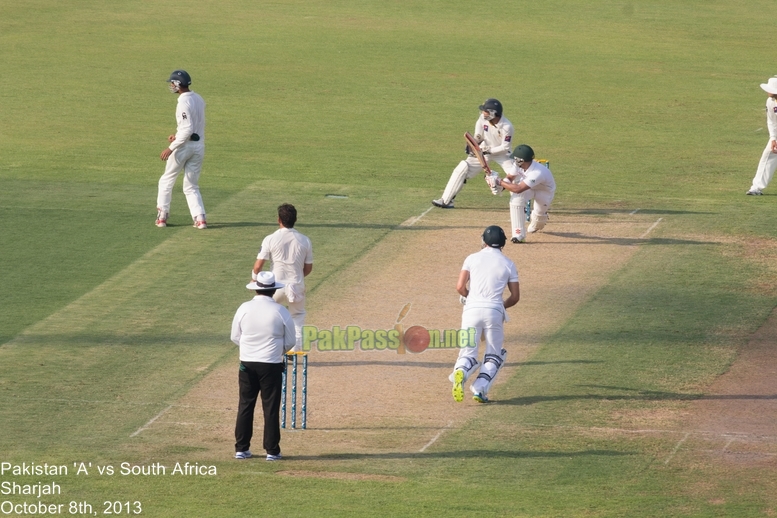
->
xmin=235 ymin=361 xmax=284 ymax=456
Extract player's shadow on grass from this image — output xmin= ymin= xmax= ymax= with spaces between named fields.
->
xmin=215 ymin=220 xmax=504 ymax=232
xmin=10 ymin=332 xmax=229 ymax=347
xmin=496 ymin=384 xmax=777 ymax=406
xmin=291 ymin=449 xmax=635 ymax=461
xmin=541 ymin=232 xmax=715 ymax=246
xmin=555 ymin=208 xmax=714 ymax=216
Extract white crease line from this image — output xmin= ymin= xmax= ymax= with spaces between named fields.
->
xmin=630 ymin=208 xmax=640 ymax=215
xmin=400 ymin=207 xmax=433 ymax=227
xmin=664 ymin=432 xmax=690 ymax=465
xmin=419 ymin=420 xmax=453 ymax=452
xmin=722 ymin=437 xmax=736 ymax=452
xmin=640 ymin=217 xmax=663 ymax=239
xmin=130 ymin=405 xmax=173 ymax=437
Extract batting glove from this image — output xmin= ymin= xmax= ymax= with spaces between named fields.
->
xmin=486 ymin=173 xmax=504 ymax=195
xmin=459 ymin=295 xmax=467 ymax=305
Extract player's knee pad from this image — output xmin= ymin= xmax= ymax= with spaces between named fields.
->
xmin=482 ymin=348 xmax=507 ymax=373
xmin=473 ymin=348 xmax=507 ymax=393
xmin=528 ymin=213 xmax=549 ymax=232
xmin=509 ymin=201 xmax=526 ymax=238
xmin=441 ymin=161 xmax=471 ymax=203
xmin=451 ymin=356 xmax=480 ymax=382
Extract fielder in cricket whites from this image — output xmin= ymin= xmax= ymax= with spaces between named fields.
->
xmin=432 ymin=99 xmax=521 ymax=209
xmin=156 ymin=70 xmax=207 ymax=229
xmin=487 ymin=144 xmax=556 ymax=243
xmin=252 ymin=204 xmax=313 ymax=352
xmin=746 ymin=77 xmax=777 ymax=196
xmin=450 ymin=225 xmax=520 ymax=403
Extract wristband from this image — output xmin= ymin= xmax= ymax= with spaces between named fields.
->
xmin=251 ymin=271 xmax=258 ymax=281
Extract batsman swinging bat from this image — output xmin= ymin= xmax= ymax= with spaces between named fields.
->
xmin=464 ymin=132 xmax=492 ymax=175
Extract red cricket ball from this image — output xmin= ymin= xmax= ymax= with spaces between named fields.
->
xmin=403 ymin=325 xmax=430 ymax=353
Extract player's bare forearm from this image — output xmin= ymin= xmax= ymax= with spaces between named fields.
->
xmin=500 ymin=178 xmax=530 ymax=194
xmin=303 ymin=263 xmax=313 ymax=277
xmin=456 ymin=270 xmax=470 ymax=298
xmin=253 ymin=259 xmax=266 ymax=275
xmin=504 ymin=282 xmax=520 ymax=309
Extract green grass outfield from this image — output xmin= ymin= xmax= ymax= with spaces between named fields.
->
xmin=2 ymin=0 xmax=777 ymax=516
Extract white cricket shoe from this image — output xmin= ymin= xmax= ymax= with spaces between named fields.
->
xmin=472 ymin=392 xmax=490 ymax=403
xmin=193 ymin=215 xmax=207 ymax=229
xmin=155 ymin=210 xmax=168 ymax=228
xmin=432 ymin=198 xmax=454 ymax=209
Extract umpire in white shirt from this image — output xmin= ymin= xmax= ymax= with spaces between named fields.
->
xmin=231 ymin=271 xmax=295 ymax=461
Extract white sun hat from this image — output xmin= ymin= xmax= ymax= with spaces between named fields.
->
xmin=246 ymin=271 xmax=284 ymax=291
xmin=760 ymin=77 xmax=777 ymax=95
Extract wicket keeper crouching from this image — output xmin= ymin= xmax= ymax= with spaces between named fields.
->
xmin=231 ymin=271 xmax=295 ymax=461
xmin=450 ymin=226 xmax=520 ymax=403
xmin=487 ymin=144 xmax=556 ymax=243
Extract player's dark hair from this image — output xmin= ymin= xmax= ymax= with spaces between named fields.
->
xmin=278 ymin=204 xmax=297 ymax=228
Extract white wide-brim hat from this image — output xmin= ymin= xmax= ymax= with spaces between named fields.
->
xmin=761 ymin=77 xmax=777 ymax=95
xmin=246 ymin=271 xmax=285 ymax=291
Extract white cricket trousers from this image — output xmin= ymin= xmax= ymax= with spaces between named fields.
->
xmin=750 ymin=140 xmax=777 ymax=191
xmin=453 ymin=306 xmax=507 ymax=396
xmin=273 ymin=288 xmax=306 ymax=351
xmin=441 ymin=154 xmax=521 ymax=204
xmin=157 ymin=141 xmax=206 ymax=218
xmin=509 ymin=188 xmax=555 ymax=240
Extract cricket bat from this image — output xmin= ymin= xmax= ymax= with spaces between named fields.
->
xmin=464 ymin=132 xmax=492 ymax=175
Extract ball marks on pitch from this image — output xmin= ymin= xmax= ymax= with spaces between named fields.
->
xmin=403 ymin=325 xmax=430 ymax=353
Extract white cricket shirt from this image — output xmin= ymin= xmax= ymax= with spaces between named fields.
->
xmin=767 ymin=97 xmax=777 ymax=141
xmin=231 ymin=296 xmax=295 ymax=363
xmin=462 ymin=247 xmax=519 ymax=311
xmin=521 ymin=160 xmax=556 ymax=194
xmin=257 ymin=228 xmax=313 ymax=285
xmin=169 ymin=91 xmax=205 ymax=151
xmin=474 ymin=114 xmax=515 ymax=156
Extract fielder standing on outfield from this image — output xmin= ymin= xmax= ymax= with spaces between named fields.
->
xmin=252 ymin=204 xmax=313 ymax=352
xmin=432 ymin=99 xmax=521 ymax=209
xmin=156 ymin=69 xmax=208 ymax=229
xmin=487 ymin=144 xmax=556 ymax=243
xmin=450 ymin=226 xmax=520 ymax=403
xmin=746 ymin=77 xmax=777 ymax=196
xmin=232 ymin=271 xmax=296 ymax=461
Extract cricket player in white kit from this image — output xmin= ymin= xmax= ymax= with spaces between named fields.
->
xmin=488 ymin=144 xmax=556 ymax=243
xmin=450 ymin=226 xmax=520 ymax=403
xmin=156 ymin=70 xmax=208 ymax=229
xmin=252 ymin=204 xmax=313 ymax=352
xmin=747 ymin=77 xmax=777 ymax=196
xmin=432 ymin=99 xmax=521 ymax=209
